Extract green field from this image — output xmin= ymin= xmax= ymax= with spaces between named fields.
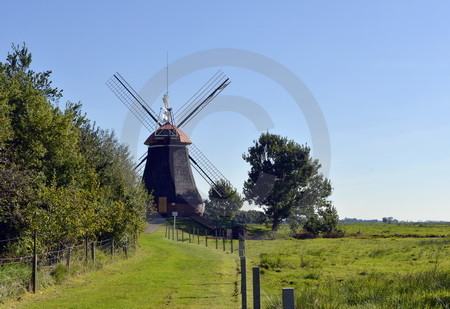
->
xmin=1 ymin=230 xmax=238 ymax=309
xmin=2 ymin=222 xmax=450 ymax=308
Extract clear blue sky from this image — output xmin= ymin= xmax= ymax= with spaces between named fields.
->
xmin=1 ymin=1 xmax=449 ymax=221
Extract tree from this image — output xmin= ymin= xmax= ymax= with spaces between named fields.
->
xmin=287 ymin=172 xmax=334 ymax=231
xmin=0 ymin=44 xmax=152 ymax=253
xmin=243 ymin=133 xmax=331 ymax=231
xmin=302 ymin=201 xmax=339 ymax=236
xmin=204 ymin=179 xmax=243 ymax=221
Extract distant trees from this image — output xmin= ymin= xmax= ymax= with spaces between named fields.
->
xmin=235 ymin=210 xmax=266 ymax=224
xmin=204 ymin=179 xmax=243 ymax=221
xmin=242 ymin=133 xmax=339 ymax=234
xmin=382 ymin=217 xmax=398 ymax=224
xmin=0 ymin=43 xmax=151 ymax=253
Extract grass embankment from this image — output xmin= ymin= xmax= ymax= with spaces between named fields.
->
xmin=243 ymin=223 xmax=450 ymax=308
xmin=2 ymin=228 xmax=238 ymax=309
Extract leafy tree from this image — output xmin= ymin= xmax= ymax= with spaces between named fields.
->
xmin=286 ymin=172 xmax=334 ymax=231
xmin=302 ymin=201 xmax=339 ymax=236
xmin=0 ymin=44 xmax=152 ymax=253
xmin=243 ymin=133 xmax=323 ymax=231
xmin=204 ymin=179 xmax=243 ymax=221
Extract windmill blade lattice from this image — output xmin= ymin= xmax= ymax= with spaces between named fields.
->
xmin=188 ymin=144 xmax=236 ymax=197
xmin=175 ymin=70 xmax=230 ymax=128
xmin=134 ymin=152 xmax=147 ymax=175
xmin=106 ymin=73 xmax=162 ymax=133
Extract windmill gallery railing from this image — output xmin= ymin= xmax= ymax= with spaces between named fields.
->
xmin=0 ymin=234 xmax=134 ymax=300
xmin=164 ymin=224 xmax=297 ymax=309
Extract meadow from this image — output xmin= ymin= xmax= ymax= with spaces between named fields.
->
xmin=243 ymin=222 xmax=450 ymax=308
xmin=2 ymin=222 xmax=449 ymax=308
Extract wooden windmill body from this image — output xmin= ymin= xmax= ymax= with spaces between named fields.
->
xmin=106 ymin=71 xmax=234 ymax=217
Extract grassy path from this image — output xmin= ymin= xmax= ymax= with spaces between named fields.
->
xmin=4 ymin=229 xmax=239 ymax=309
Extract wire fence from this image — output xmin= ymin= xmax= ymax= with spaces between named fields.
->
xmin=164 ymin=224 xmax=298 ymax=309
xmin=0 ymin=234 xmax=136 ymax=301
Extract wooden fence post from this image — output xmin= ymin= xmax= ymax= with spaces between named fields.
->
xmin=222 ymin=230 xmax=226 ymax=251
xmin=111 ymin=239 xmax=115 ymax=259
xmin=188 ymin=228 xmax=191 ymax=243
xmin=66 ymin=247 xmax=71 ymax=273
xmin=282 ymin=288 xmax=295 ymax=309
xmin=197 ymin=229 xmax=200 ymax=245
xmin=85 ymin=236 xmax=89 ymax=264
xmin=205 ymin=229 xmax=208 ymax=247
xmin=165 ymin=224 xmax=168 ymax=238
xmin=124 ymin=239 xmax=128 ymax=258
xmin=215 ymin=230 xmax=218 ymax=249
xmin=239 ymin=235 xmax=246 ymax=257
xmin=31 ymin=231 xmax=37 ymax=293
xmin=176 ymin=229 xmax=179 ymax=241
xmin=231 ymin=238 xmax=234 ymax=253
xmin=91 ymin=241 xmax=95 ymax=263
xmin=252 ymin=267 xmax=261 ymax=309
xmin=241 ymin=255 xmax=247 ymax=309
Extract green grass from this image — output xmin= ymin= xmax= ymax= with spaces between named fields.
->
xmin=243 ymin=234 xmax=450 ymax=308
xmin=339 ymin=222 xmax=450 ymax=238
xmin=2 ymin=229 xmax=239 ymax=309
xmin=3 ymin=222 xmax=449 ymax=308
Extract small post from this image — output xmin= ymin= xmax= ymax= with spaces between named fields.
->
xmin=252 ymin=267 xmax=261 ymax=309
xmin=205 ymin=229 xmax=208 ymax=247
xmin=282 ymin=288 xmax=295 ymax=309
xmin=181 ymin=229 xmax=184 ymax=242
xmin=111 ymin=239 xmax=115 ymax=259
xmin=172 ymin=211 xmax=178 ymax=241
xmin=124 ymin=239 xmax=128 ymax=258
xmin=188 ymin=228 xmax=191 ymax=243
xmin=222 ymin=231 xmax=226 ymax=251
xmin=231 ymin=238 xmax=234 ymax=253
xmin=85 ymin=236 xmax=89 ymax=264
xmin=241 ymin=256 xmax=247 ymax=309
xmin=91 ymin=241 xmax=95 ymax=263
xmin=66 ymin=247 xmax=71 ymax=273
xmin=165 ymin=224 xmax=168 ymax=238
xmin=197 ymin=228 xmax=200 ymax=245
xmin=239 ymin=235 xmax=246 ymax=257
xmin=31 ymin=231 xmax=37 ymax=293
xmin=172 ymin=223 xmax=175 ymax=241
xmin=215 ymin=230 xmax=218 ymax=249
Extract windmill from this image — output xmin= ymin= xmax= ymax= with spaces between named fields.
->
xmin=106 ymin=70 xmax=233 ymax=217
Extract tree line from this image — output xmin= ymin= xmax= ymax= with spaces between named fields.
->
xmin=0 ymin=44 xmax=151 ymax=254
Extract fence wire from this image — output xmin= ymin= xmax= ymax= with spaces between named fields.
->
xmin=0 ymin=236 xmax=129 ymax=301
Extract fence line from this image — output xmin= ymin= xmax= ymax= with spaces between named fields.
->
xmin=164 ymin=224 xmax=296 ymax=309
xmin=0 ymin=235 xmax=134 ymax=300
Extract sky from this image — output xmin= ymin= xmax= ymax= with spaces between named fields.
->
xmin=1 ymin=1 xmax=449 ymax=221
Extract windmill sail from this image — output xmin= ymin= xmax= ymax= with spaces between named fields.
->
xmin=188 ymin=144 xmax=236 ymax=197
xmin=106 ymin=71 xmax=235 ymax=201
xmin=175 ymin=70 xmax=230 ymax=128
xmin=106 ymin=73 xmax=161 ymax=133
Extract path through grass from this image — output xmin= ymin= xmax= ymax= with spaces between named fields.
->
xmin=3 ymin=229 xmax=238 ymax=309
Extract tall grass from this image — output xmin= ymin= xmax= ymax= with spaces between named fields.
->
xmin=264 ymin=270 xmax=450 ymax=308
xmin=0 ymin=241 xmax=131 ymax=303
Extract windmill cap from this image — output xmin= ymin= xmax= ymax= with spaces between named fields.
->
xmin=144 ymin=122 xmax=192 ymax=145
